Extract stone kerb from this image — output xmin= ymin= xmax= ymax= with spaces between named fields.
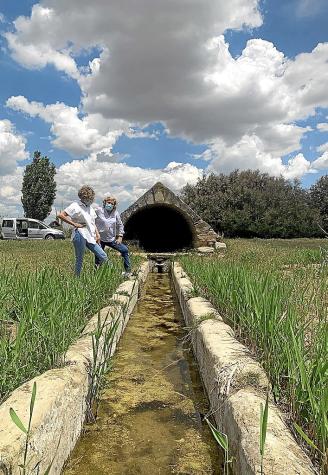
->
xmin=172 ymin=262 xmax=316 ymax=475
xmin=0 ymin=261 xmax=150 ymax=475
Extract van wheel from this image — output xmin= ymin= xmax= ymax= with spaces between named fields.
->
xmin=45 ymin=234 xmax=55 ymax=240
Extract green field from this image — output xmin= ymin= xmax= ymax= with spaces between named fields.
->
xmin=180 ymin=238 xmax=328 ymax=470
xmin=0 ymin=240 xmax=140 ymax=403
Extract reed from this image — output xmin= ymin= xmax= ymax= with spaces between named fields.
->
xmin=0 ymin=240 xmax=140 ymax=403
xmin=180 ymin=239 xmax=328 ymax=471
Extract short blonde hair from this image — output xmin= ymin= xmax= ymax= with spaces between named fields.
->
xmin=103 ymin=194 xmax=117 ymax=206
xmin=78 ymin=185 xmax=95 ymax=202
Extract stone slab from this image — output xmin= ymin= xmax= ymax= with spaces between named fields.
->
xmin=0 ymin=261 xmax=150 ymax=475
xmin=172 ymin=263 xmax=315 ymax=475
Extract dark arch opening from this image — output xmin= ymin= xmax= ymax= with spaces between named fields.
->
xmin=124 ymin=205 xmax=194 ymax=252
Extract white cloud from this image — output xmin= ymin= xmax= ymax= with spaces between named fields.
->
xmin=317 ymin=122 xmax=328 ymax=132
xmin=0 ymin=119 xmax=28 ymax=175
xmin=317 ymin=142 xmax=328 ymax=153
xmin=55 ymin=158 xmax=203 ymax=211
xmin=4 ymin=1 xmax=328 ymax=181
xmin=0 ymin=167 xmax=24 ymax=217
xmin=0 ymin=157 xmax=203 ymax=218
xmin=206 ymin=135 xmax=314 ymax=179
xmin=312 ymin=151 xmax=328 ymax=170
xmin=7 ymin=95 xmax=129 ymax=159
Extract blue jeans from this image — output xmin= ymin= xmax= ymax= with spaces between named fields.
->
xmin=73 ymin=231 xmax=108 ymax=276
xmin=96 ymin=240 xmax=131 ymax=272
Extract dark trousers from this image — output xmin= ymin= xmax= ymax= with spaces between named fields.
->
xmin=95 ymin=240 xmax=131 ymax=271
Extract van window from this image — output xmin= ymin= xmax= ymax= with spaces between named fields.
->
xmin=28 ymin=221 xmax=40 ymax=229
xmin=2 ymin=220 xmax=14 ymax=228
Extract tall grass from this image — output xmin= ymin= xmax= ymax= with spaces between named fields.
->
xmin=180 ymin=239 xmax=328 ymax=471
xmin=0 ymin=241 xmax=140 ymax=403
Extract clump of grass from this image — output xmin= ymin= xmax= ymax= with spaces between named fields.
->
xmin=180 ymin=239 xmax=328 ymax=471
xmin=205 ymin=418 xmax=232 ymax=474
xmin=9 ymin=382 xmax=60 ymax=474
xmin=0 ymin=241 xmax=142 ymax=402
xmin=88 ymin=311 xmax=120 ymax=422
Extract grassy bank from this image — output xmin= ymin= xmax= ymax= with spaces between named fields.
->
xmin=179 ymin=239 xmax=328 ymax=471
xmin=0 ymin=240 xmax=139 ymax=402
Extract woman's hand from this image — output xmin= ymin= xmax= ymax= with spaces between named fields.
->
xmin=58 ymin=211 xmax=85 ymax=229
xmin=116 ymin=236 xmax=123 ymax=244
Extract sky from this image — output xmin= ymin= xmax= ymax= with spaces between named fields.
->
xmin=0 ymin=0 xmax=327 ymax=216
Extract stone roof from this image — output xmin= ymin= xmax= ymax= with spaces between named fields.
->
xmin=121 ymin=182 xmax=218 ymax=247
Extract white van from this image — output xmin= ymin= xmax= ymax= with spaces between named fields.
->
xmin=0 ymin=218 xmax=65 ymax=240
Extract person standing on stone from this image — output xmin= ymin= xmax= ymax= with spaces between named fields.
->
xmin=58 ymin=185 xmax=108 ymax=276
xmin=95 ymin=194 xmax=131 ymax=277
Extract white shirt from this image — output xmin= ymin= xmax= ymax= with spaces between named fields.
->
xmin=64 ymin=201 xmax=97 ymax=244
xmin=95 ymin=207 xmax=124 ymax=243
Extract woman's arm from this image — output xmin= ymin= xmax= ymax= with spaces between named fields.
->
xmin=58 ymin=211 xmax=85 ymax=228
xmin=95 ymin=224 xmax=101 ymax=244
xmin=116 ymin=212 xmax=125 ymax=243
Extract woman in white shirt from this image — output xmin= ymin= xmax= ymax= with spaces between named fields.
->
xmin=95 ymin=194 xmax=131 ymax=277
xmin=58 ymin=185 xmax=108 ymax=276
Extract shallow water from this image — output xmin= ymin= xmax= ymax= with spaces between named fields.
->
xmin=64 ymin=273 xmax=222 ymax=474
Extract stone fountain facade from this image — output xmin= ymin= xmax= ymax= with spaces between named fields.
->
xmin=121 ymin=182 xmax=220 ymax=249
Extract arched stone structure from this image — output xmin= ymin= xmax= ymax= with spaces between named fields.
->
xmin=121 ymin=182 xmax=219 ymax=252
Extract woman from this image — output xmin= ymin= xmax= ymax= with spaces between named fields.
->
xmin=95 ymin=194 xmax=131 ymax=277
xmin=58 ymin=185 xmax=108 ymax=276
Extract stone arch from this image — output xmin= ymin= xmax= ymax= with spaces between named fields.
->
xmin=121 ymin=182 xmax=218 ymax=252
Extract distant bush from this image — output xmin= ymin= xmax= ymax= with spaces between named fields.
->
xmin=310 ymin=174 xmax=328 ymax=231
xmin=181 ymin=170 xmax=323 ymax=238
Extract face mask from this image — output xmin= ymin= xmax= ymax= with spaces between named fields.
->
xmin=83 ymin=199 xmax=93 ymax=206
xmin=105 ymin=203 xmax=114 ymax=212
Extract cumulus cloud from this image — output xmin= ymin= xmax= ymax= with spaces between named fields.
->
xmin=7 ymin=95 xmax=129 ymax=159
xmin=55 ymin=158 xmax=203 ymax=211
xmin=4 ymin=0 xmax=328 ymax=181
xmin=0 ymin=119 xmax=28 ymax=175
xmin=0 ymin=167 xmax=24 ymax=216
xmin=0 ymin=157 xmax=202 ymax=217
xmin=205 ymin=134 xmax=314 ymax=179
xmin=317 ymin=122 xmax=328 ymax=132
xmin=312 ymin=151 xmax=328 ymax=170
xmin=317 ymin=142 xmax=328 ymax=153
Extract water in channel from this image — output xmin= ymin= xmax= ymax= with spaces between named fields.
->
xmin=64 ymin=272 xmax=222 ymax=474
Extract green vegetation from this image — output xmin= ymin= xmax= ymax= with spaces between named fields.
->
xmin=10 ymin=382 xmax=58 ymax=474
xmin=181 ymin=170 xmax=325 ymax=238
xmin=180 ymin=239 xmax=328 ymax=471
xmin=310 ymin=175 xmax=328 ymax=231
xmin=0 ymin=240 xmax=140 ymax=403
xmin=21 ymin=151 xmax=57 ymax=221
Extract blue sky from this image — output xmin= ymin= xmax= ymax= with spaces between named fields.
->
xmin=0 ymin=0 xmax=327 ymax=214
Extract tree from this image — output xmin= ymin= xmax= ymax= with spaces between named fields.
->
xmin=181 ymin=170 xmax=320 ymax=238
xmin=21 ymin=151 xmax=57 ymax=221
xmin=310 ymin=175 xmax=328 ymax=231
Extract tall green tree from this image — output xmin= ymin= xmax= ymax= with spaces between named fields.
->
xmin=181 ymin=170 xmax=320 ymax=238
xmin=310 ymin=174 xmax=328 ymax=231
xmin=21 ymin=151 xmax=57 ymax=221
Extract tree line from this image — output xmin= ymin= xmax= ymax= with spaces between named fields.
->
xmin=181 ymin=170 xmax=328 ymax=238
xmin=19 ymin=152 xmax=328 ymax=238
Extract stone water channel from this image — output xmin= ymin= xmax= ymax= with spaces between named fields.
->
xmin=64 ymin=267 xmax=223 ymax=474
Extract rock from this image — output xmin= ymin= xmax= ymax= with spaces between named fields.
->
xmin=215 ymin=241 xmax=227 ymax=250
xmin=197 ymin=247 xmax=214 ymax=254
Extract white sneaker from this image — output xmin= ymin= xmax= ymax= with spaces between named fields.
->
xmin=122 ymin=271 xmax=132 ymax=278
